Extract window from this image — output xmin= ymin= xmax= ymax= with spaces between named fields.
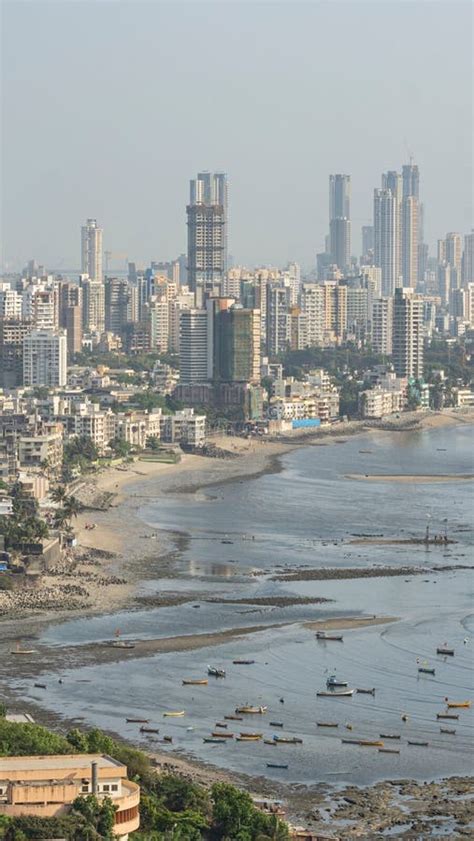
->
xmin=111 ymin=784 xmax=118 ymax=792
xmin=103 ymin=784 xmax=110 ymax=792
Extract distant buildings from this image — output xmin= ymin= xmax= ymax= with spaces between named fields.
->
xmin=329 ymin=174 xmax=351 ymax=272
xmin=187 ymin=171 xmax=228 ymax=295
xmin=81 ymin=218 xmax=103 ymax=282
xmin=374 ymin=187 xmax=400 ymax=297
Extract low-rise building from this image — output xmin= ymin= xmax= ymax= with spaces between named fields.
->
xmin=17 ymin=423 xmax=63 ymax=475
xmin=160 ymin=408 xmax=206 ymax=447
xmin=116 ymin=410 xmax=162 ymax=449
xmin=359 ymin=388 xmax=404 ymax=419
xmin=0 ymin=753 xmax=139 ymax=840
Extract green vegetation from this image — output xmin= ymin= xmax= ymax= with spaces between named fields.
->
xmin=0 ymin=486 xmax=49 ymax=548
xmin=0 ymin=719 xmax=290 ymax=840
xmin=72 ymin=349 xmax=178 ymax=373
xmin=63 ymin=435 xmax=100 ymax=478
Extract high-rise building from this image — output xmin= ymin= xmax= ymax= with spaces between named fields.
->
xmin=402 ymin=163 xmax=419 ymax=199
xmin=0 ymin=318 xmax=33 ymax=388
xmin=179 ymin=309 xmax=210 ymax=384
xmin=104 ymin=278 xmax=131 ymax=333
xmin=266 ymin=285 xmax=290 ymax=357
xmin=438 ymin=232 xmax=462 ymax=272
xmin=374 ymin=188 xmax=400 ymax=296
xmin=22 ymin=286 xmax=58 ymax=330
xmin=81 ymin=219 xmax=103 ymax=282
xmin=323 ymin=281 xmax=347 ymax=340
xmin=438 ymin=264 xmax=451 ymax=306
xmin=301 ymin=283 xmax=325 ymax=347
xmin=463 ymin=231 xmax=474 ymax=284
xmin=329 ymin=174 xmax=351 ymax=271
xmin=213 ymin=306 xmax=261 ymax=383
xmin=187 ymin=171 xmax=228 ymax=293
xmin=81 ymin=277 xmax=105 ymax=333
xmin=0 ymin=284 xmax=22 ymax=319
xmin=401 ymin=196 xmax=419 ymax=287
xmin=392 ymin=287 xmax=423 ymax=379
xmin=372 ymin=297 xmax=393 ymax=355
xmin=361 ymin=225 xmax=374 ymax=258
xmin=329 ymin=174 xmax=351 ymax=220
xmin=23 ymin=329 xmax=67 ymax=388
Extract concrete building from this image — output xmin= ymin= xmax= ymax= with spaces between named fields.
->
xmin=22 ymin=286 xmax=58 ymax=330
xmin=401 ymin=195 xmax=419 ymax=287
xmin=374 ymin=187 xmax=400 ymax=297
xmin=323 ymin=281 xmax=347 ymax=341
xmin=462 ymin=230 xmax=474 ymax=284
xmin=0 ymin=283 xmax=22 ymax=319
xmin=73 ymin=405 xmax=117 ymax=454
xmin=372 ymin=297 xmax=393 ymax=355
xmin=23 ymin=330 xmax=67 ymax=388
xmin=105 ymin=278 xmax=131 ymax=334
xmin=359 ymin=387 xmax=404 ymax=418
xmin=81 ymin=218 xmax=103 ymax=282
xmin=392 ymin=287 xmax=424 ymax=379
xmin=116 ymin=410 xmax=162 ymax=449
xmin=0 ymin=318 xmax=33 ymax=388
xmin=213 ymin=305 xmax=261 ymax=384
xmin=179 ymin=308 xmax=210 ymax=384
xmin=160 ymin=408 xmax=206 ymax=447
xmin=0 ymin=753 xmax=139 ymax=839
xmin=81 ymin=277 xmax=105 ymax=334
xmin=329 ymin=174 xmax=351 ymax=220
xmin=187 ymin=171 xmax=227 ymax=293
xmin=59 ymin=282 xmax=83 ymax=354
xmin=148 ymin=298 xmax=170 ymax=353
xmin=329 ymin=174 xmax=351 ymax=271
xmin=361 ymin=224 xmax=374 ymax=257
xmin=301 ymin=283 xmax=325 ymax=347
xmin=18 ymin=423 xmax=64 ymax=475
xmin=266 ymin=285 xmax=290 ymax=356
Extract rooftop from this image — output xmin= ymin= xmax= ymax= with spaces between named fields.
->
xmin=0 ymin=754 xmax=123 ymax=773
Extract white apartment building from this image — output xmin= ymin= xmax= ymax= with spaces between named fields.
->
xmin=149 ymin=299 xmax=170 ymax=353
xmin=179 ymin=309 xmax=210 ymax=384
xmin=23 ymin=330 xmax=67 ymax=388
xmin=22 ymin=286 xmax=58 ymax=330
xmin=372 ymin=297 xmax=393 ymax=355
xmin=359 ymin=388 xmax=404 ymax=419
xmin=73 ymin=405 xmax=117 ymax=454
xmin=81 ymin=218 xmax=103 ymax=282
xmin=393 ymin=287 xmax=424 ymax=379
xmin=0 ymin=283 xmax=22 ymax=318
xmin=300 ymin=284 xmax=325 ymax=346
xmin=116 ymin=410 xmax=162 ymax=449
xmin=160 ymin=408 xmax=206 ymax=447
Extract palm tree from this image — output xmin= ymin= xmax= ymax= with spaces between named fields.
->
xmin=63 ymin=495 xmax=83 ymax=520
xmin=51 ymin=485 xmax=67 ymax=504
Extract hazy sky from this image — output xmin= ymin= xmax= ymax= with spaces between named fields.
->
xmin=1 ymin=0 xmax=472 ymax=273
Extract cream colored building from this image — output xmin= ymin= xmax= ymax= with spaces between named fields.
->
xmin=0 ymin=753 xmax=139 ymax=840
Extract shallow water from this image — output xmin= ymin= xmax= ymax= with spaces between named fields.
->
xmin=19 ymin=424 xmax=474 ymax=785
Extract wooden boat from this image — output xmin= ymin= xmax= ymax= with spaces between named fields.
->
xmin=269 ymin=721 xmax=284 ymax=727
xmin=359 ymin=449 xmax=373 ymax=454
xmin=163 ymin=710 xmax=185 ymax=717
xmin=182 ymin=679 xmax=208 ymax=686
xmin=378 ymin=748 xmax=400 ymax=754
xmin=315 ymin=632 xmax=343 ymax=641
xmin=264 ymin=739 xmax=277 ymax=745
xmin=380 ymin=734 xmax=401 ymax=740
xmin=208 ymin=665 xmax=226 ymax=678
xmin=112 ymin=641 xmax=135 ymax=649
xmin=233 ymin=659 xmax=255 ymax=665
xmin=215 ymin=722 xmax=228 ymax=728
xmin=126 ymin=718 xmax=149 ymax=723
xmin=33 ymin=683 xmax=46 ymax=689
xmin=140 ymin=726 xmax=159 ymax=734
xmin=273 ymin=735 xmax=303 ymax=744
xmin=11 ymin=648 xmax=36 ymax=655
xmin=327 ymin=675 xmax=348 ymax=688
xmin=446 ymin=700 xmax=471 ymax=709
xmin=317 ymin=722 xmax=339 ymax=728
xmin=240 ymin=732 xmax=262 ymax=738
xmin=437 ymin=713 xmax=459 ymax=720
xmin=212 ymin=731 xmax=234 ymax=738
xmin=418 ymin=667 xmax=435 ymax=675
xmin=317 ymin=689 xmax=354 ymax=697
xmin=267 ymin=763 xmax=288 ymax=769
xmin=235 ymin=705 xmax=267 ymax=714
xmin=221 ymin=539 xmax=233 ymax=544
xmin=440 ymin=727 xmax=456 ymax=734
xmin=204 ymin=738 xmax=226 ymax=743
xmin=356 ymin=688 xmax=375 ymax=695
xmin=437 ymin=647 xmax=454 ymax=656
xmin=342 ymin=738 xmax=384 ymax=747
xmin=236 ymin=734 xmax=262 ymax=741
xmin=408 ymin=740 xmax=429 ymax=746
xmin=162 ymin=736 xmax=173 ymax=743
xmin=224 ymin=714 xmax=243 ymax=721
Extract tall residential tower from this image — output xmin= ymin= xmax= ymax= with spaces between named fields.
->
xmin=81 ymin=218 xmax=103 ymax=283
xmin=187 ymin=171 xmax=228 ymax=295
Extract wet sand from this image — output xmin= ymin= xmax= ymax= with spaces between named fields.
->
xmin=347 ymin=472 xmax=474 ymax=483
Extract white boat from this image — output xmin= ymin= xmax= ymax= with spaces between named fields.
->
xmin=207 ymin=665 xmax=226 ymax=678
xmin=326 ymin=675 xmax=348 ymax=688
xmin=317 ymin=689 xmax=354 ymax=697
xmin=316 ymin=631 xmax=344 ymax=641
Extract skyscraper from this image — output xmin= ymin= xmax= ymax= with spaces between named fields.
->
xmin=187 ymin=172 xmax=228 ymax=294
xmin=361 ymin=225 xmax=374 ymax=258
xmin=374 ymin=188 xmax=400 ymax=296
xmin=401 ymin=196 xmax=419 ymax=288
xmin=179 ymin=309 xmax=210 ymax=384
xmin=402 ymin=163 xmax=419 ymax=199
xmin=462 ymin=231 xmax=474 ymax=284
xmin=81 ymin=277 xmax=105 ymax=334
xmin=329 ymin=174 xmax=351 ymax=271
xmin=392 ymin=287 xmax=423 ymax=379
xmin=372 ymin=297 xmax=393 ymax=355
xmin=81 ymin=219 xmax=103 ymax=282
xmin=213 ymin=306 xmax=261 ymax=384
xmin=23 ymin=329 xmax=67 ymax=387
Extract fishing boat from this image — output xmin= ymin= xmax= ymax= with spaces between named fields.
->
xmin=11 ymin=645 xmax=36 ymax=655
xmin=112 ymin=640 xmax=135 ymax=649
xmin=126 ymin=718 xmax=149 ymax=723
xmin=359 ymin=449 xmax=373 ymax=454
xmin=269 ymin=721 xmax=284 ymax=727
xmin=163 ymin=710 xmax=185 ymax=717
xmin=437 ymin=713 xmax=459 ymax=720
xmin=207 ymin=665 xmax=226 ymax=678
xmin=264 ymin=739 xmax=277 ymax=745
xmin=342 ymin=739 xmax=384 ymax=747
xmin=317 ymin=689 xmax=354 ymax=697
xmin=140 ymin=726 xmax=159 ymax=734
xmin=182 ymin=679 xmax=208 ymax=686
xmin=446 ymin=700 xmax=471 ymax=709
xmin=162 ymin=736 xmax=173 ymax=743
xmin=440 ymin=727 xmax=456 ymax=735
xmin=204 ymin=738 xmax=226 ymax=744
xmin=224 ymin=714 xmax=243 ymax=721
xmin=273 ymin=735 xmax=303 ymax=744
xmin=378 ymin=748 xmax=400 ymax=754
xmin=317 ymin=722 xmax=339 ymax=728
xmin=315 ymin=632 xmax=343 ymax=641
xmin=233 ymin=659 xmax=255 ymax=665
xmin=356 ymin=687 xmax=376 ymax=695
xmin=221 ymin=539 xmax=233 ymax=544
xmin=380 ymin=734 xmax=401 ymax=740
xmin=408 ymin=740 xmax=429 ymax=746
xmin=236 ymin=734 xmax=262 ymax=741
xmin=418 ymin=667 xmax=435 ymax=675
xmin=212 ymin=732 xmax=234 ymax=738
xmin=34 ymin=683 xmax=46 ymax=689
xmin=437 ymin=647 xmax=454 ymax=656
xmin=267 ymin=763 xmax=288 ymax=769
xmin=327 ymin=675 xmax=348 ymax=688
xmin=235 ymin=705 xmax=267 ymax=714
xmin=215 ymin=722 xmax=228 ymax=728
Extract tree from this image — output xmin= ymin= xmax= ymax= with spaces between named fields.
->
xmin=211 ymin=784 xmax=288 ymax=841
xmin=109 ymin=438 xmax=134 ymax=458
xmin=71 ymin=795 xmax=116 ymax=839
xmin=51 ymin=485 xmax=67 ymax=504
xmin=63 ymin=495 xmax=83 ymax=520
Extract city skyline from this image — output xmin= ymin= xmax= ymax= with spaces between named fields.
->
xmin=1 ymin=0 xmax=472 ymax=271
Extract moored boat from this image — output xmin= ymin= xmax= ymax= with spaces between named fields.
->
xmin=356 ymin=687 xmax=375 ymax=695
xmin=378 ymin=748 xmax=400 ymax=754
xmin=317 ymin=722 xmax=339 ymax=728
xmin=233 ymin=659 xmax=255 ymax=665
xmin=215 ymin=722 xmax=228 ymax=728
xmin=211 ymin=731 xmax=234 ymax=738
xmin=269 ymin=721 xmax=284 ymax=727
xmin=140 ymin=726 xmax=159 ymax=734
xmin=204 ymin=738 xmax=226 ymax=743
xmin=440 ymin=727 xmax=456 ymax=734
xmin=317 ymin=689 xmax=354 ymax=697
xmin=11 ymin=647 xmax=36 ymax=655
xmin=380 ymin=734 xmax=401 ymax=740
xmin=446 ymin=700 xmax=471 ymax=708
xmin=342 ymin=738 xmax=384 ymax=747
xmin=267 ymin=763 xmax=288 ymax=769
xmin=235 ymin=705 xmax=267 ymax=714
xmin=126 ymin=717 xmax=149 ymax=723
xmin=408 ymin=740 xmax=429 ymax=746
xmin=182 ymin=679 xmax=208 ymax=686
xmin=316 ymin=632 xmax=343 ymax=641
xmin=33 ymin=683 xmax=46 ymax=689
xmin=437 ymin=713 xmax=459 ymax=720
xmin=207 ymin=665 xmax=226 ymax=678
xmin=327 ymin=675 xmax=348 ymax=688
xmin=163 ymin=710 xmax=185 ymax=717
xmin=273 ymin=735 xmax=303 ymax=744
xmin=236 ymin=733 xmax=262 ymax=741
xmin=162 ymin=735 xmax=173 ymax=743
xmin=224 ymin=714 xmax=243 ymax=721
xmin=437 ymin=647 xmax=454 ymax=656
xmin=418 ymin=667 xmax=435 ymax=675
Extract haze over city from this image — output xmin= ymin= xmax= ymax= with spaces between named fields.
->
xmin=2 ymin=0 xmax=472 ymax=270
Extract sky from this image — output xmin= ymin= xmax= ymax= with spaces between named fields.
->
xmin=1 ymin=0 xmax=472 ymax=273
